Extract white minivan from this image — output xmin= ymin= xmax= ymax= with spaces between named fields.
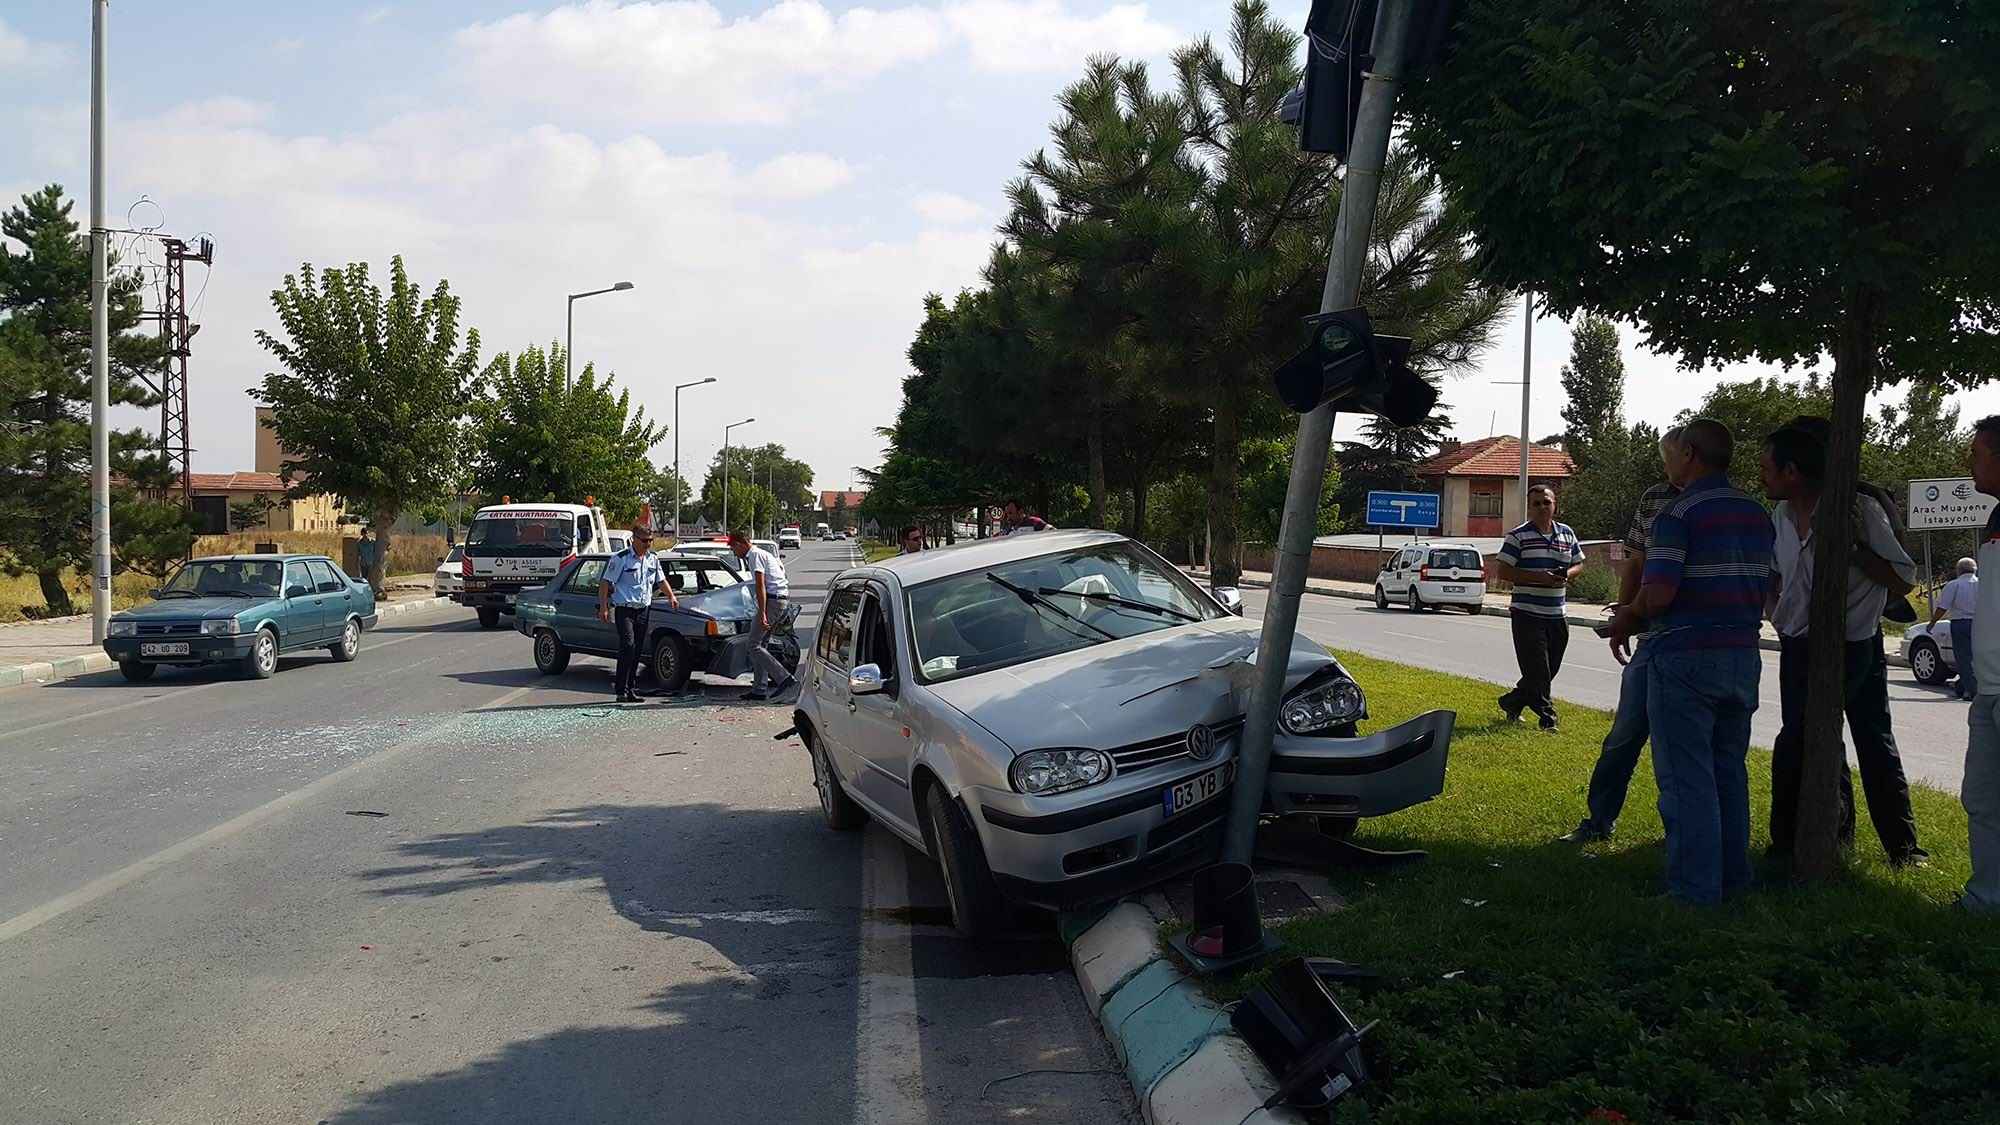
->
xmin=1374 ymin=542 xmax=1486 ymax=612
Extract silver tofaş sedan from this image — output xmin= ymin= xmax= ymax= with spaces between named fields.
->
xmin=791 ymin=529 xmax=1454 ymax=937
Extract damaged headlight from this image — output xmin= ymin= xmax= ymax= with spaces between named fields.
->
xmin=1280 ymin=675 xmax=1365 ymax=735
xmin=1010 ymin=749 xmax=1113 ymax=796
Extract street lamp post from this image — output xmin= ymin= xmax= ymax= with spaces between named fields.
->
xmin=565 ymin=281 xmax=634 ymax=390
xmin=673 ymin=377 xmax=716 ymax=538
xmin=88 ymin=0 xmax=111 ymax=642
xmin=721 ymin=418 xmax=754 ymax=533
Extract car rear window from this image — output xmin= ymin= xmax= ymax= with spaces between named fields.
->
xmin=1428 ymin=549 xmax=1481 ymax=570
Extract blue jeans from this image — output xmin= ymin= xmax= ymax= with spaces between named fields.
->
xmin=1952 ymin=619 xmax=1977 ymax=698
xmin=1649 ymin=647 xmax=1761 ymax=904
xmin=1581 ymin=641 xmax=1652 ymax=834
xmin=1966 ymin=696 xmax=2000 ymax=913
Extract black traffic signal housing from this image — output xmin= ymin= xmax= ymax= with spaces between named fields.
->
xmin=1272 ymin=306 xmax=1438 ymax=427
xmin=1294 ymin=0 xmax=1371 ymax=158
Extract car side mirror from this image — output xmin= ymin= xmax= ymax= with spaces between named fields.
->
xmin=849 ymin=663 xmax=887 ymax=696
xmin=1214 ymin=586 xmax=1245 ymax=616
xmin=149 ymin=588 xmax=162 ymax=599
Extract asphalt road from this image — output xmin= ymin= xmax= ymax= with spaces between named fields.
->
xmin=1247 ymin=588 xmax=1973 ymax=793
xmin=0 ymin=540 xmax=1134 ymax=1125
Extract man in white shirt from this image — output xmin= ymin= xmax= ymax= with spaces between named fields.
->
xmin=729 ymin=529 xmax=796 ymax=700
xmin=1931 ymin=557 xmax=1980 ymax=700
xmin=1961 ymin=417 xmax=2000 ymax=913
xmin=1761 ymin=422 xmax=1926 ymax=866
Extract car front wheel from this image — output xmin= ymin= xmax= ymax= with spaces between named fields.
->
xmin=533 ymin=629 xmax=570 ymax=675
xmin=1911 ymin=639 xmax=1947 ymax=686
xmin=651 ymin=632 xmax=690 ymax=693
xmin=329 ymin=617 xmax=361 ymax=662
xmin=242 ymin=629 xmax=278 ymax=679
xmin=119 ymin=660 xmax=156 ymax=682
xmin=924 ymin=786 xmax=1006 ymax=940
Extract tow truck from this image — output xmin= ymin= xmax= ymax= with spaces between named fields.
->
xmin=458 ymin=499 xmax=612 ymax=628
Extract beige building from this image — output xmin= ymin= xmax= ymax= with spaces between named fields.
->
xmin=1414 ymin=437 xmax=1576 ymax=538
xmin=249 ymin=407 xmax=344 ymax=533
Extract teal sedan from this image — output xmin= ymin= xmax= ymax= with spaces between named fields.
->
xmin=101 ymin=554 xmax=379 ymax=681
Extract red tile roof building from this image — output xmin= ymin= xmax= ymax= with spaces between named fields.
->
xmin=1413 ymin=437 xmax=1576 ymax=538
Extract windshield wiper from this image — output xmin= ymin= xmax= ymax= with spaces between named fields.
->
xmin=155 ymin=590 xmax=200 ymax=598
xmin=986 ymin=573 xmax=1116 ymax=640
xmin=1038 ymin=587 xmax=1199 ymax=623
xmin=209 ymin=590 xmax=261 ymax=598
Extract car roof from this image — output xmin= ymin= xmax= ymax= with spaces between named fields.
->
xmin=854 ymin=528 xmax=1128 ymax=586
xmin=1415 ymin=541 xmax=1482 ymax=551
xmin=192 ymin=553 xmax=332 ymax=563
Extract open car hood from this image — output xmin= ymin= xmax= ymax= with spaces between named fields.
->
xmin=923 ymin=615 xmax=1337 ymax=754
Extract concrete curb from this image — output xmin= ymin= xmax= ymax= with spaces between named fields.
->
xmin=1061 ymin=899 xmax=1305 ymax=1125
xmin=0 ymin=596 xmax=454 ymax=689
xmin=1209 ymin=572 xmax=1915 ymax=667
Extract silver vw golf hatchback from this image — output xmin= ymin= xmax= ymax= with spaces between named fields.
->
xmin=792 ymin=530 xmax=1454 ymax=937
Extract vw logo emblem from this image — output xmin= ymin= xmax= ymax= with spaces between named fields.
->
xmin=1186 ymin=723 xmax=1216 ymax=761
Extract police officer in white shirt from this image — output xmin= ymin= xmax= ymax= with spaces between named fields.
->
xmin=598 ymin=524 xmax=677 ymax=703
xmin=1931 ymin=557 xmax=1980 ymax=700
xmin=728 ymin=528 xmax=796 ymax=700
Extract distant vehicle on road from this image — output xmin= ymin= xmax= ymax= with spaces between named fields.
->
xmin=675 ymin=540 xmax=741 ymax=569
xmin=1903 ymin=621 xmax=1959 ymax=685
xmin=779 ymin=527 xmax=802 ymax=550
xmin=1373 ymin=542 xmax=1486 ymax=613
xmin=791 ymin=529 xmax=1455 ymax=937
xmin=433 ymin=546 xmax=464 ymax=599
xmin=515 ymin=551 xmax=800 ymax=691
xmin=458 ymin=502 xmax=612 ymax=629
xmin=816 ymin=522 xmax=833 ymax=540
xmin=102 ymin=554 xmax=378 ymax=681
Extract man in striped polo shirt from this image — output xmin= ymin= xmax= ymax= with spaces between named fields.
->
xmin=1609 ymin=418 xmax=1775 ymax=904
xmin=1497 ymin=483 xmax=1586 ymax=730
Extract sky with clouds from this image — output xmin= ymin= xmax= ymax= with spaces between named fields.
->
xmin=3 ymin=1 xmax=1993 ymax=498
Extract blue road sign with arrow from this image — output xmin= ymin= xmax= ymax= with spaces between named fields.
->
xmin=1366 ymin=490 xmax=1439 ymax=529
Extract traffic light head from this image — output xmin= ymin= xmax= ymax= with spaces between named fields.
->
xmin=1271 ymin=306 xmax=1438 ymax=428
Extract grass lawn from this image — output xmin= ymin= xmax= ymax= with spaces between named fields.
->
xmin=0 ymin=568 xmax=157 ymax=623
xmin=862 ymin=542 xmax=900 ymax=563
xmin=1246 ymin=650 xmax=1997 ymax=1124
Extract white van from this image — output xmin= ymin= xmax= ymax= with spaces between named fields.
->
xmin=458 ymin=502 xmax=612 ymax=628
xmin=1374 ymin=542 xmax=1486 ymax=612
xmin=815 ymin=522 xmax=833 ymax=540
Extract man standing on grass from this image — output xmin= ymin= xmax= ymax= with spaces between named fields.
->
xmin=729 ymin=528 xmax=796 ymax=702
xmin=1561 ymin=427 xmax=1692 ymax=843
xmin=1932 ymin=557 xmax=1979 ymax=700
xmin=1609 ymin=418 xmax=1773 ymax=905
xmin=1496 ymin=483 xmax=1586 ymax=730
xmin=1761 ymin=421 xmax=1926 ymax=868
xmin=1959 ymin=416 xmax=2000 ymax=914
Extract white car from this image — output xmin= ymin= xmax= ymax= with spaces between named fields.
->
xmin=779 ymin=528 xmax=802 ymax=550
xmin=1903 ymin=621 xmax=1959 ymax=685
xmin=434 ymin=545 xmax=464 ymax=598
xmin=1374 ymin=542 xmax=1486 ymax=612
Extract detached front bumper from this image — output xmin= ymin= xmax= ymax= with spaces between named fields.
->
xmin=103 ymin=634 xmax=257 ymax=665
xmin=967 ymin=708 xmax=1455 ymax=911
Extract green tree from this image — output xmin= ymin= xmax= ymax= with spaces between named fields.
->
xmin=228 ymin=497 xmax=274 ymax=532
xmin=650 ymin=465 xmax=693 ymax=519
xmin=0 ymin=185 xmax=191 ymax=614
xmin=467 ymin=343 xmax=663 ymax=525
xmin=1240 ymin=435 xmax=1340 ymax=542
xmin=251 ymin=257 xmax=481 ymax=592
xmin=1405 ymin=0 xmax=2000 ymax=875
xmin=1332 ymin=405 xmax=1453 ymax=530
xmin=1558 ymin=316 xmax=1625 ymax=475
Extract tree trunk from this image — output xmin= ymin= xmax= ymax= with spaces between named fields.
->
xmin=38 ymin=569 xmax=73 ymax=617
xmin=368 ymin=509 xmax=395 ymax=595
xmin=1794 ymin=289 xmax=1876 ymax=879
xmin=1209 ymin=395 xmax=1243 ymax=589
xmin=975 ymin=504 xmax=986 ymax=540
xmin=1087 ymin=406 xmax=1108 ymax=530
xmin=1130 ymin=468 xmax=1152 ymax=541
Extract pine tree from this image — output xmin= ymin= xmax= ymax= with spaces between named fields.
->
xmin=1558 ymin=315 xmax=1626 ymax=474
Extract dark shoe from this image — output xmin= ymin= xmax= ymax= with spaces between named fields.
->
xmin=743 ymin=688 xmax=774 ymax=702
xmin=1498 ymin=694 xmax=1524 ymax=723
xmin=771 ymin=674 xmax=798 ymax=697
xmin=1890 ymin=848 xmax=1931 ymax=870
xmin=618 ymin=692 xmax=644 ymax=704
xmin=1538 ymin=712 xmax=1560 ymax=732
xmin=1559 ymin=820 xmax=1610 ymax=844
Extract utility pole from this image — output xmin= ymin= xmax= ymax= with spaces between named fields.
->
xmin=1518 ymin=292 xmax=1532 ymax=520
xmin=89 ymin=0 xmax=111 ymax=643
xmin=722 ymin=417 xmax=754 ymax=533
xmin=673 ymin=377 xmax=716 ymax=537
xmin=565 ymin=281 xmax=634 ymax=391
xmin=1224 ymin=0 xmax=1415 ymax=867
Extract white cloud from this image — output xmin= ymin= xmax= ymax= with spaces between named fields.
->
xmin=748 ymin=153 xmax=857 ymax=199
xmin=945 ymin=0 xmax=1179 ymax=71
xmin=0 ymin=17 xmax=63 ymax=72
xmin=451 ymin=0 xmax=1180 ymax=125
xmin=912 ymin=190 xmax=984 ymax=226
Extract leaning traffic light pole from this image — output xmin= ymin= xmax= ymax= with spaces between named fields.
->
xmin=1221 ymin=0 xmax=1418 ymax=867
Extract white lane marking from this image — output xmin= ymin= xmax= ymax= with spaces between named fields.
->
xmin=0 ymin=680 xmax=541 ymax=946
xmin=1384 ymin=631 xmax=1440 ymax=643
xmin=0 ymin=619 xmax=486 ymax=744
xmin=623 ymin=904 xmax=826 ymax=926
xmin=854 ymin=826 xmax=924 ymax=1124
